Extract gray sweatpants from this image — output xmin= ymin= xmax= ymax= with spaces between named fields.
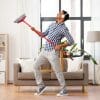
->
xmin=33 ymin=49 xmax=66 ymax=90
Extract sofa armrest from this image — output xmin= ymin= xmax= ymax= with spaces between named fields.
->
xmin=13 ymin=63 xmax=21 ymax=85
xmin=82 ymin=63 xmax=89 ymax=84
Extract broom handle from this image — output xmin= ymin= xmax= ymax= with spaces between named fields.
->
xmin=23 ymin=20 xmax=32 ymax=28
xmin=23 ymin=20 xmax=54 ymax=46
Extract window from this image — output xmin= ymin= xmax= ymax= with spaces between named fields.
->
xmin=83 ymin=0 xmax=91 ymax=17
xmin=40 ymin=0 xmax=91 ymax=56
xmin=41 ymin=0 xmax=59 ymax=17
xmin=84 ymin=21 xmax=91 ymax=54
xmin=61 ymin=0 xmax=80 ymax=17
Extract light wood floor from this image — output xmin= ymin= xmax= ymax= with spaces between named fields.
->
xmin=0 ymin=85 xmax=100 ymax=100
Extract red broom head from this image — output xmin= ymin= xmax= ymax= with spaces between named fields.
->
xmin=14 ymin=14 xmax=26 ymax=23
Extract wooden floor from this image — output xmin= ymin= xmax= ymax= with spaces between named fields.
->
xmin=0 ymin=85 xmax=100 ymax=100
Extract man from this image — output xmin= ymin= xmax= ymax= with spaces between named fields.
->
xmin=31 ymin=10 xmax=74 ymax=96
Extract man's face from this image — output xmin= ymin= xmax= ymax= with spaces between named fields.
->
xmin=56 ymin=11 xmax=65 ymax=23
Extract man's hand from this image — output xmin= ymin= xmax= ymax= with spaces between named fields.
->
xmin=30 ymin=27 xmax=43 ymax=37
xmin=54 ymin=45 xmax=62 ymax=50
xmin=55 ymin=42 xmax=69 ymax=50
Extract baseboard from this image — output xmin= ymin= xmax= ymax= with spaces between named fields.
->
xmin=8 ymin=80 xmax=13 ymax=84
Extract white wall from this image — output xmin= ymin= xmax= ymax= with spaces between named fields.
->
xmin=0 ymin=0 xmax=40 ymax=82
xmin=91 ymin=0 xmax=100 ymax=62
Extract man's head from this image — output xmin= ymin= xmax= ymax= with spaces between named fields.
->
xmin=56 ymin=10 xmax=69 ymax=23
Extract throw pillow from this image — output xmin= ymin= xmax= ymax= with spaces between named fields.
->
xmin=67 ymin=57 xmax=82 ymax=72
xmin=17 ymin=58 xmax=34 ymax=72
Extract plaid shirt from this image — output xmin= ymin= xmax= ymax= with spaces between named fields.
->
xmin=43 ymin=22 xmax=74 ymax=51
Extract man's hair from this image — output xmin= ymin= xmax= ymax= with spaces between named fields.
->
xmin=62 ymin=10 xmax=69 ymax=21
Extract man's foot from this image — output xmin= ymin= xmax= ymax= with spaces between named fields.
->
xmin=34 ymin=86 xmax=46 ymax=96
xmin=57 ymin=89 xmax=68 ymax=96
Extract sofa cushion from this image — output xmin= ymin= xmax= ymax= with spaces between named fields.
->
xmin=41 ymin=61 xmax=51 ymax=71
xmin=17 ymin=58 xmax=34 ymax=72
xmin=67 ymin=57 xmax=82 ymax=72
xmin=18 ymin=72 xmax=51 ymax=80
xmin=41 ymin=58 xmax=68 ymax=72
xmin=51 ymin=71 xmax=84 ymax=80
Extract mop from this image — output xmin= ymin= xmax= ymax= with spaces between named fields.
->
xmin=14 ymin=14 xmax=54 ymax=45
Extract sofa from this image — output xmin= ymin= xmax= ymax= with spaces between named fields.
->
xmin=13 ymin=59 xmax=88 ymax=92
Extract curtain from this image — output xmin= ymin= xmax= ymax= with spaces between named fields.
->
xmin=17 ymin=0 xmax=40 ymax=58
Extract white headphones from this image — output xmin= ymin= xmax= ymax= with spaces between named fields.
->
xmin=62 ymin=13 xmax=68 ymax=18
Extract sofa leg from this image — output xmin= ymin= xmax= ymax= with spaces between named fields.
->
xmin=82 ymin=85 xmax=85 ymax=92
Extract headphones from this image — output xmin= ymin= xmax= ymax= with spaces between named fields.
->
xmin=62 ymin=13 xmax=68 ymax=18
xmin=62 ymin=11 xmax=69 ymax=18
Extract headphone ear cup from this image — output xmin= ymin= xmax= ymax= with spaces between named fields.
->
xmin=65 ymin=13 xmax=68 ymax=16
xmin=62 ymin=15 xmax=65 ymax=18
xmin=67 ymin=14 xmax=69 ymax=18
xmin=66 ymin=14 xmax=69 ymax=20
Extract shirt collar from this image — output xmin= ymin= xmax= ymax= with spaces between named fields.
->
xmin=55 ymin=22 xmax=65 ymax=26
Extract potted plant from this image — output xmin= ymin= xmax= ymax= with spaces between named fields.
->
xmin=61 ymin=41 xmax=98 ymax=65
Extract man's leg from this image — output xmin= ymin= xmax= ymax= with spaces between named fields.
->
xmin=33 ymin=50 xmax=48 ymax=95
xmin=48 ymin=50 xmax=68 ymax=96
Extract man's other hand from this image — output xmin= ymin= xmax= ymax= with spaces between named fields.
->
xmin=54 ymin=45 xmax=62 ymax=50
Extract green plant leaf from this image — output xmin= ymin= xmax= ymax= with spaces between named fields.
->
xmin=90 ymin=56 xmax=98 ymax=65
xmin=60 ymin=43 xmax=98 ymax=65
xmin=71 ymin=48 xmax=78 ymax=53
xmin=70 ymin=43 xmax=77 ymax=52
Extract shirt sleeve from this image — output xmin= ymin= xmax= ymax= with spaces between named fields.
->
xmin=42 ymin=24 xmax=52 ymax=36
xmin=42 ymin=28 xmax=49 ymax=36
xmin=42 ymin=23 xmax=55 ymax=36
xmin=62 ymin=28 xmax=75 ymax=45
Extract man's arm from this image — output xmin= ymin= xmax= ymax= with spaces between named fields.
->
xmin=31 ymin=27 xmax=54 ymax=45
xmin=31 ymin=27 xmax=44 ymax=37
xmin=54 ymin=41 xmax=68 ymax=50
xmin=31 ymin=23 xmax=51 ymax=37
xmin=63 ymin=28 xmax=74 ymax=46
xmin=55 ymin=28 xmax=74 ymax=50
